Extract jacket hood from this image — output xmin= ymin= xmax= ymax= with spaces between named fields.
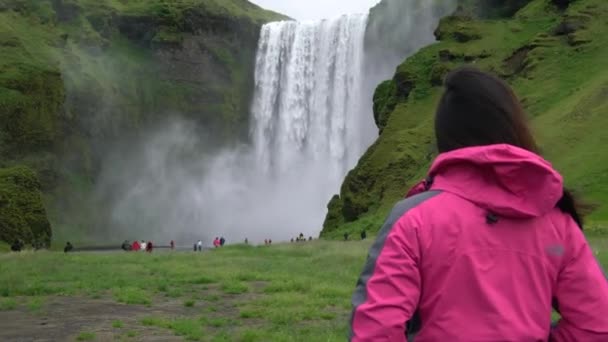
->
xmin=428 ymin=144 xmax=564 ymax=219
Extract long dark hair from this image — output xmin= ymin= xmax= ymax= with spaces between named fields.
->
xmin=434 ymin=66 xmax=585 ymax=228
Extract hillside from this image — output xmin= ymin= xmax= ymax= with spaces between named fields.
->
xmin=322 ymin=0 xmax=608 ymax=237
xmin=0 ymin=0 xmax=285 ymax=245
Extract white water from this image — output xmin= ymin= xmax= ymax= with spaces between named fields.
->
xmin=251 ymin=15 xmax=372 ymax=193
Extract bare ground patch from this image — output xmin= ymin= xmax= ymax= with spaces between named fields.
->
xmin=0 ymin=281 xmax=271 ymax=341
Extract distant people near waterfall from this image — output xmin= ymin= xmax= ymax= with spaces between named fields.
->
xmin=344 ymin=233 xmax=349 ymax=241
xmin=140 ymin=240 xmax=147 ymax=251
xmin=309 ymin=236 xmax=313 ymax=241
xmin=268 ymin=239 xmax=272 ymax=245
xmin=170 ymin=240 xmax=175 ymax=250
xmin=220 ymin=237 xmax=226 ymax=247
xmin=146 ymin=241 xmax=153 ymax=253
xmin=213 ymin=237 xmax=220 ymax=248
xmin=360 ymin=230 xmax=367 ymax=240
xmin=121 ymin=240 xmax=132 ymax=251
xmin=132 ymin=240 xmax=140 ymax=251
xmin=197 ymin=240 xmax=203 ymax=252
xmin=64 ymin=242 xmax=74 ymax=253
xmin=264 ymin=239 xmax=268 ymax=246
xmin=299 ymin=233 xmax=304 ymax=241
xmin=11 ymin=239 xmax=23 ymax=252
xmin=245 ymin=238 xmax=249 ymax=245
xmin=291 ymin=238 xmax=294 ymax=243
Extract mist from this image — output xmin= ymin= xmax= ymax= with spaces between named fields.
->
xmin=96 ymin=119 xmax=339 ymax=245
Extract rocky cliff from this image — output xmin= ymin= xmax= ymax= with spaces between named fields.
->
xmin=0 ymin=0 xmax=284 ymax=245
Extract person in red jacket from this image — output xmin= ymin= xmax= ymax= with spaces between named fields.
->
xmin=131 ymin=240 xmax=140 ymax=252
xmin=349 ymin=67 xmax=608 ymax=342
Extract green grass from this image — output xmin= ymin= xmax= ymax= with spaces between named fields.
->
xmin=323 ymin=0 xmax=608 ymax=235
xmin=0 ymin=298 xmax=17 ymax=311
xmin=27 ymin=297 xmax=44 ymax=312
xmin=3 ymin=239 xmax=601 ymax=340
xmin=76 ymin=331 xmax=96 ymax=341
xmin=220 ymin=281 xmax=249 ymax=295
xmin=113 ymin=287 xmax=152 ymax=306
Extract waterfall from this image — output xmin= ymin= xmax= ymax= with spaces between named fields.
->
xmin=251 ymin=15 xmax=371 ymax=184
xmin=102 ymin=3 xmax=457 ymax=244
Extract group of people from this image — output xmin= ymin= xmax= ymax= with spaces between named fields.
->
xmin=213 ymin=237 xmax=226 ymax=248
xmin=291 ymin=233 xmax=312 ymax=243
xmin=123 ymin=240 xmax=154 ymax=253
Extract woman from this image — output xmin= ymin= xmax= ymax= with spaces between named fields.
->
xmin=349 ymin=67 xmax=608 ymax=341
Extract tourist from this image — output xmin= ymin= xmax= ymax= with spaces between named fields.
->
xmin=213 ymin=237 xmax=220 ymax=248
xmin=349 ymin=67 xmax=608 ymax=341
xmin=264 ymin=239 xmax=268 ymax=245
xmin=245 ymin=238 xmax=249 ymax=245
xmin=309 ymin=236 xmax=313 ymax=241
xmin=268 ymin=239 xmax=272 ymax=245
xmin=10 ymin=239 xmax=22 ymax=252
xmin=197 ymin=240 xmax=203 ymax=252
xmin=343 ymin=232 xmax=349 ymax=241
xmin=170 ymin=240 xmax=175 ymax=250
xmin=121 ymin=240 xmax=131 ymax=251
xmin=64 ymin=241 xmax=73 ymax=253
xmin=140 ymin=240 xmax=146 ymax=251
xmin=132 ymin=240 xmax=140 ymax=252
xmin=146 ymin=241 xmax=153 ymax=253
xmin=360 ymin=230 xmax=367 ymax=240
xmin=291 ymin=238 xmax=294 ymax=243
xmin=220 ymin=237 xmax=225 ymax=247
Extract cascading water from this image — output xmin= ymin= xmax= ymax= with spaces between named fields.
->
xmin=251 ymin=15 xmax=372 ymax=193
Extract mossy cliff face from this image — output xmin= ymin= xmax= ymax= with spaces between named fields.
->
xmin=322 ymin=0 xmax=608 ymax=237
xmin=0 ymin=166 xmax=51 ymax=246
xmin=0 ymin=0 xmax=285 ymax=244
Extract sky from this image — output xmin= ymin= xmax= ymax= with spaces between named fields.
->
xmin=250 ymin=0 xmax=381 ymax=21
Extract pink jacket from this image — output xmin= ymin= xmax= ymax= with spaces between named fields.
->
xmin=350 ymin=144 xmax=608 ymax=341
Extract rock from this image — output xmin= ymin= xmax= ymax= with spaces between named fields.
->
xmin=552 ymin=20 xmax=585 ymax=36
xmin=0 ymin=166 xmax=52 ymax=247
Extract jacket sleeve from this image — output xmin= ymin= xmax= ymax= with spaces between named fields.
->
xmin=350 ymin=216 xmax=421 ymax=342
xmin=550 ymin=219 xmax=608 ymax=342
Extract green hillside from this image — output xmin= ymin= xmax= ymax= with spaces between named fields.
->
xmin=322 ymin=0 xmax=608 ymax=237
xmin=0 ymin=0 xmax=285 ymax=245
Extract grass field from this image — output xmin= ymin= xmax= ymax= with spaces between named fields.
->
xmin=1 ymin=237 xmax=607 ymax=341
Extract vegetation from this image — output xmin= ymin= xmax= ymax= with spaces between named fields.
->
xmin=0 ymin=166 xmax=51 ymax=246
xmin=0 ymin=238 xmax=607 ymax=340
xmin=322 ymin=0 xmax=608 ymax=237
xmin=0 ymin=0 xmax=285 ymax=245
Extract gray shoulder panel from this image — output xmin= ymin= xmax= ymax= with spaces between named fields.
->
xmin=348 ymin=190 xmax=441 ymax=340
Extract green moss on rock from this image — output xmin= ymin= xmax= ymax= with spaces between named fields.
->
xmin=0 ymin=165 xmax=52 ymax=246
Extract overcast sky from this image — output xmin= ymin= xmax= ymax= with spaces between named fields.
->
xmin=250 ymin=0 xmax=381 ymax=21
